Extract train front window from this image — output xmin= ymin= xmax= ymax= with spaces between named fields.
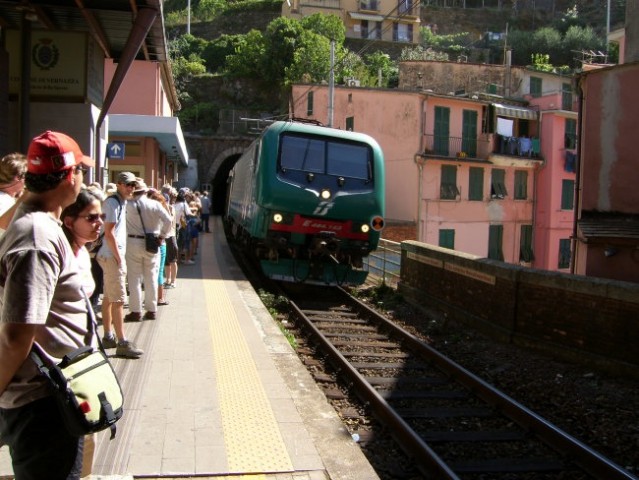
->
xmin=326 ymin=142 xmax=370 ymax=180
xmin=279 ymin=134 xmax=371 ymax=182
xmin=280 ymin=136 xmax=325 ymax=173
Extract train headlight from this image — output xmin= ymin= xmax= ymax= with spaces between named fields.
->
xmin=273 ymin=213 xmax=283 ymax=223
xmin=361 ymin=224 xmax=370 ymax=233
xmin=320 ymin=189 xmax=331 ymax=200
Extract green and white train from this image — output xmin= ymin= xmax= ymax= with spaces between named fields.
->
xmin=225 ymin=120 xmax=385 ymax=285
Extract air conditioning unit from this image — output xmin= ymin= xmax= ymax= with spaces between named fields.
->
xmin=346 ymin=78 xmax=360 ymax=87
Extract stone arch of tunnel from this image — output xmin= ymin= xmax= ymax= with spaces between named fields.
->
xmin=204 ymin=147 xmax=243 ymax=215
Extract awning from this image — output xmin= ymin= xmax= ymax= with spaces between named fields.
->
xmin=349 ymin=12 xmax=385 ymax=21
xmin=492 ymin=103 xmax=538 ymax=121
xmin=108 ymin=114 xmax=189 ymax=166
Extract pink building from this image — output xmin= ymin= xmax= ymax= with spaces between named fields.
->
xmin=573 ymin=61 xmax=639 ymax=283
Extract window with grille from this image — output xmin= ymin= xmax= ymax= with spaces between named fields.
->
xmin=558 ymin=238 xmax=571 ymax=268
xmin=514 ymin=170 xmax=528 ymax=199
xmin=491 ymin=168 xmax=507 ymax=199
xmin=440 ymin=165 xmax=459 ymax=199
xmin=307 ymin=92 xmax=314 ymax=116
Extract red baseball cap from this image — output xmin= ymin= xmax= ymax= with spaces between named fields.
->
xmin=27 ymin=131 xmax=95 ymax=174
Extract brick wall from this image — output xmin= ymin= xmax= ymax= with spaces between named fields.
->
xmin=400 ymin=241 xmax=639 ymax=378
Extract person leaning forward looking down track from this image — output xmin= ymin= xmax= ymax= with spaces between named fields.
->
xmin=95 ymin=171 xmax=143 ymax=358
xmin=0 ymin=131 xmax=95 ymax=480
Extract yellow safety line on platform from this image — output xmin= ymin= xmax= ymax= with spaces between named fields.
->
xmin=205 ymin=278 xmax=294 ymax=473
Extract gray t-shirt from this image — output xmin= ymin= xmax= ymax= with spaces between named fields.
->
xmin=97 ymin=194 xmax=126 ymax=259
xmin=0 ymin=204 xmax=90 ymax=408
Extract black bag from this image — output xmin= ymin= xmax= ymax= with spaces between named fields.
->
xmin=30 ymin=294 xmax=123 ymax=439
xmin=145 ymin=233 xmax=160 ymax=254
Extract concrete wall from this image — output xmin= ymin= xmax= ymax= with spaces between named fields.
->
xmin=399 ymin=240 xmax=639 ymax=378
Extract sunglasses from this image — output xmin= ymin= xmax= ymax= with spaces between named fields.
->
xmin=81 ymin=213 xmax=107 ymax=222
xmin=74 ymin=165 xmax=88 ymax=174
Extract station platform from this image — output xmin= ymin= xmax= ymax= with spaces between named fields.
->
xmin=0 ymin=217 xmax=379 ymax=480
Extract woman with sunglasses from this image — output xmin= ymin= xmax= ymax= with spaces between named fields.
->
xmin=59 ymin=188 xmax=105 ymax=477
xmin=61 ymin=189 xmax=105 ymax=298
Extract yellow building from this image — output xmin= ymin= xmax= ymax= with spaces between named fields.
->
xmin=282 ymin=0 xmax=420 ymax=44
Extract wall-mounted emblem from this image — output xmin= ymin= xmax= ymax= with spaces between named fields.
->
xmin=32 ymin=38 xmax=60 ymax=71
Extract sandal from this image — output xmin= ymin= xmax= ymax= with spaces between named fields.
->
xmin=158 ymin=300 xmax=169 ymax=306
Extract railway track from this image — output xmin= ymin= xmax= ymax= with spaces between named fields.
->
xmin=283 ymin=284 xmax=637 ymax=480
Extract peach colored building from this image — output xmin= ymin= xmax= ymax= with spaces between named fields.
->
xmin=291 ymin=83 xmax=545 ymax=264
xmin=282 ymin=0 xmax=420 ymax=44
xmin=573 ymin=61 xmax=639 ymax=283
xmin=104 ymin=60 xmax=188 ymax=189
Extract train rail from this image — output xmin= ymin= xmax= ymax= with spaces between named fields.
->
xmin=283 ymin=285 xmax=637 ymax=480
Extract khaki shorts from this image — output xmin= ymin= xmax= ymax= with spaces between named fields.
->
xmin=97 ymin=256 xmax=127 ymax=303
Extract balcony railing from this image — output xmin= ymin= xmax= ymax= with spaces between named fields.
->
xmin=422 ymin=134 xmax=490 ymax=160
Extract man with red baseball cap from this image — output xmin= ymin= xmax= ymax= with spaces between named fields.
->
xmin=0 ymin=131 xmax=98 ymax=479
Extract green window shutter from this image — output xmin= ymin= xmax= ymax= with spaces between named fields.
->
xmin=307 ymin=92 xmax=314 ymax=116
xmin=491 ymin=168 xmax=507 ymax=198
xmin=488 ymin=225 xmax=504 ymax=261
xmin=561 ymin=179 xmax=575 ymax=210
xmin=462 ymin=110 xmax=477 ymax=157
xmin=530 ymin=77 xmax=542 ymax=97
xmin=514 ymin=170 xmax=528 ymax=199
xmin=469 ymin=167 xmax=483 ymax=201
xmin=558 ymin=238 xmax=571 ymax=268
xmin=564 ymin=118 xmax=577 ymax=149
xmin=440 ymin=164 xmax=459 ymax=199
xmin=434 ymin=106 xmax=450 ymax=156
xmin=520 ymin=224 xmax=533 ymax=262
xmin=439 ymin=229 xmax=455 ymax=249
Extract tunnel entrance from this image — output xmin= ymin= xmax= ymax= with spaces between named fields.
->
xmin=210 ymin=153 xmax=240 ymax=216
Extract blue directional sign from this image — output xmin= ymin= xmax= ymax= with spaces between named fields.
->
xmin=107 ymin=142 xmax=125 ymax=159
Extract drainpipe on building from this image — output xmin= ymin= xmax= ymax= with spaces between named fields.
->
xmin=328 ymin=40 xmax=334 ymax=128
xmin=414 ymin=157 xmax=425 ymax=243
xmin=570 ymin=76 xmax=585 ymax=274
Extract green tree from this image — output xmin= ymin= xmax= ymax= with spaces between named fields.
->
xmin=561 ymin=25 xmax=605 ymax=67
xmin=364 ymin=51 xmax=397 ymax=88
xmin=285 ymin=30 xmax=332 ymax=86
xmin=300 ymin=13 xmax=345 ymax=45
xmin=225 ymin=29 xmax=266 ymax=78
xmin=201 ymin=34 xmax=243 ymax=72
xmin=531 ymin=27 xmax=562 ymax=63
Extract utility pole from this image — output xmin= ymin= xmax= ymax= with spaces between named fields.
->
xmin=328 ymin=40 xmax=334 ymax=128
xmin=187 ymin=0 xmax=191 ymax=35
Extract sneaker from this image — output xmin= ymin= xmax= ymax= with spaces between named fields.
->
xmin=124 ymin=312 xmax=141 ymax=322
xmin=116 ymin=340 xmax=143 ymax=358
xmin=102 ymin=335 xmax=117 ymax=349
xmin=143 ymin=311 xmax=156 ymax=320
xmin=183 ymin=260 xmax=195 ymax=265
xmin=163 ymin=282 xmax=172 ymax=288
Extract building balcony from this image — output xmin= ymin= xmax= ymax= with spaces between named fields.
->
xmin=422 ymin=134 xmax=491 ymax=161
xmin=422 ymin=134 xmax=543 ymax=162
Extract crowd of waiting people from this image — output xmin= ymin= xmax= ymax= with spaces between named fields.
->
xmin=0 ymin=130 xmax=214 ymax=479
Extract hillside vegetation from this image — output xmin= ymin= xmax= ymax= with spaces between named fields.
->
xmin=163 ymin=0 xmax=626 ymax=133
